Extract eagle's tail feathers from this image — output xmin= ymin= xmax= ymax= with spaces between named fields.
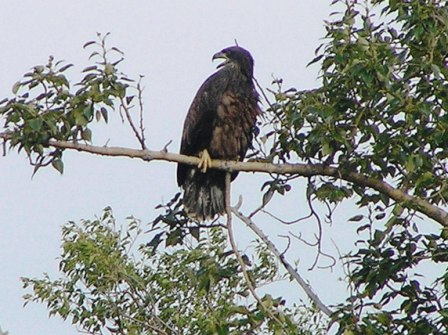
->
xmin=182 ymin=170 xmax=225 ymax=221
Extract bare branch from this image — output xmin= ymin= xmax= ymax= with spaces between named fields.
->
xmin=224 ymin=173 xmax=284 ymax=328
xmin=261 ymin=208 xmax=313 ymax=225
xmin=231 ymin=206 xmax=334 ymax=317
xmin=137 ymin=77 xmax=146 ymax=147
xmin=1 ymin=133 xmax=447 ymax=228
xmin=120 ymin=96 xmax=146 ymax=149
xmin=305 ymin=187 xmax=336 ymax=271
xmin=278 ymin=234 xmax=292 ymax=258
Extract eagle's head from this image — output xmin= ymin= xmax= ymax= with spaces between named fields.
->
xmin=212 ymin=46 xmax=254 ymax=79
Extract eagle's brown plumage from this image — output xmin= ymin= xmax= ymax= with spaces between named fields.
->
xmin=177 ymin=46 xmax=260 ymax=220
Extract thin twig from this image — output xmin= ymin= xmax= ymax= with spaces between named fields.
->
xmin=278 ymin=234 xmax=292 ymax=258
xmin=305 ymin=185 xmax=336 ymax=270
xmin=231 ymin=205 xmax=333 ymax=317
xmin=137 ymin=77 xmax=146 ymax=147
xmin=120 ymin=96 xmax=146 ymax=149
xmin=162 ymin=140 xmax=172 ymax=153
xmin=290 ymin=231 xmax=317 ymax=247
xmin=195 ymin=223 xmax=226 ymax=229
xmin=261 ymin=208 xmax=314 ymax=225
xmin=1 ymin=136 xmax=6 ymax=156
xmin=254 ymin=77 xmax=274 ymax=109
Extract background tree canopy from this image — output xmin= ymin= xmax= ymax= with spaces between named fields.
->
xmin=1 ymin=0 xmax=448 ymax=334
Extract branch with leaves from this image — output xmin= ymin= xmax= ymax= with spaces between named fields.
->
xmin=2 ymin=134 xmax=445 ymax=229
xmin=5 ymin=1 xmax=448 ymax=332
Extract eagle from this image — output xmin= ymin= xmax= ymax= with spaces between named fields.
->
xmin=177 ymin=46 xmax=260 ymax=221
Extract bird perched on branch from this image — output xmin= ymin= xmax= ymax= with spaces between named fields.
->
xmin=177 ymin=46 xmax=260 ymax=221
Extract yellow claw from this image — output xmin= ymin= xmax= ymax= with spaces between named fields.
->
xmin=198 ymin=149 xmax=212 ymax=173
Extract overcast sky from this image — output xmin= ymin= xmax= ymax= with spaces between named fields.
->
xmin=0 ymin=1 xmax=359 ymax=334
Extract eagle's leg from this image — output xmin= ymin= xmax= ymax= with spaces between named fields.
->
xmin=198 ymin=149 xmax=212 ymax=173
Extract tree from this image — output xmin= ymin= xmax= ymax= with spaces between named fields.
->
xmin=1 ymin=0 xmax=448 ymax=334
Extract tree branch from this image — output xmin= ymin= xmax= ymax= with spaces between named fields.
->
xmin=2 ymin=134 xmax=447 ymax=227
xmin=231 ymin=205 xmax=334 ymax=318
xmin=224 ymin=173 xmax=285 ymax=329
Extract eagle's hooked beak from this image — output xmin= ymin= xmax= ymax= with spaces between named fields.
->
xmin=212 ymin=51 xmax=229 ymax=68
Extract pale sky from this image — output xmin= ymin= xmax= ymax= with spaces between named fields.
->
xmin=0 ymin=1 xmax=358 ymax=334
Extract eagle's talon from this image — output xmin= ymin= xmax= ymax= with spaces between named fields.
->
xmin=198 ymin=149 xmax=212 ymax=173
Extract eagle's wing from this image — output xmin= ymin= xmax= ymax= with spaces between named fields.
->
xmin=177 ymin=70 xmax=229 ymax=186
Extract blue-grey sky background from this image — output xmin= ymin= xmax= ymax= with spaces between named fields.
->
xmin=0 ymin=1 xmax=363 ymax=334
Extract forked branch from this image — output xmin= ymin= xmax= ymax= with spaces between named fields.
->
xmin=231 ymin=205 xmax=333 ymax=317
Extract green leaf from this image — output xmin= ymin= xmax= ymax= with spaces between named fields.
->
xmin=349 ymin=214 xmax=364 ymax=222
xmin=322 ymin=141 xmax=333 ymax=156
xmin=262 ymin=188 xmax=274 ymax=207
xmin=126 ymin=96 xmax=134 ymax=105
xmin=307 ymin=54 xmax=324 ymax=67
xmin=392 ymin=205 xmax=403 ymax=217
xmin=51 ymin=159 xmax=64 ymax=174
xmin=59 ymin=63 xmax=74 ymax=73
xmin=82 ymin=65 xmax=98 ymax=73
xmin=372 ymin=229 xmax=385 ymax=246
xmin=166 ymin=229 xmax=182 ymax=247
xmin=431 ymin=64 xmax=441 ymax=78
xmin=83 ymin=40 xmax=96 ymax=48
xmin=28 ymin=118 xmax=42 ymax=131
xmin=100 ymin=107 xmax=108 ymax=123
xmin=147 ymin=232 xmax=164 ymax=250
xmin=375 ymin=213 xmax=386 ymax=220
xmin=12 ymin=81 xmax=21 ymax=94
xmin=81 ymin=128 xmax=92 ymax=142
xmin=189 ymin=227 xmax=200 ymax=241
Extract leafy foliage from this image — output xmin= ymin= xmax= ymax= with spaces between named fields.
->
xmin=0 ymin=33 xmax=134 ymax=174
xmin=265 ymin=0 xmax=448 ymax=333
xmin=2 ymin=1 xmax=448 ymax=334
xmin=336 ymin=216 xmax=448 ymax=334
xmin=269 ymin=0 xmax=448 ymax=205
xmin=150 ymin=192 xmax=202 ymax=248
xmin=22 ymin=208 xmax=324 ymax=335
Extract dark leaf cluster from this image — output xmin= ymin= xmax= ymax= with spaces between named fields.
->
xmin=258 ymin=0 xmax=448 ymax=333
xmin=267 ymin=0 xmax=448 ymax=206
xmin=336 ymin=219 xmax=448 ymax=334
